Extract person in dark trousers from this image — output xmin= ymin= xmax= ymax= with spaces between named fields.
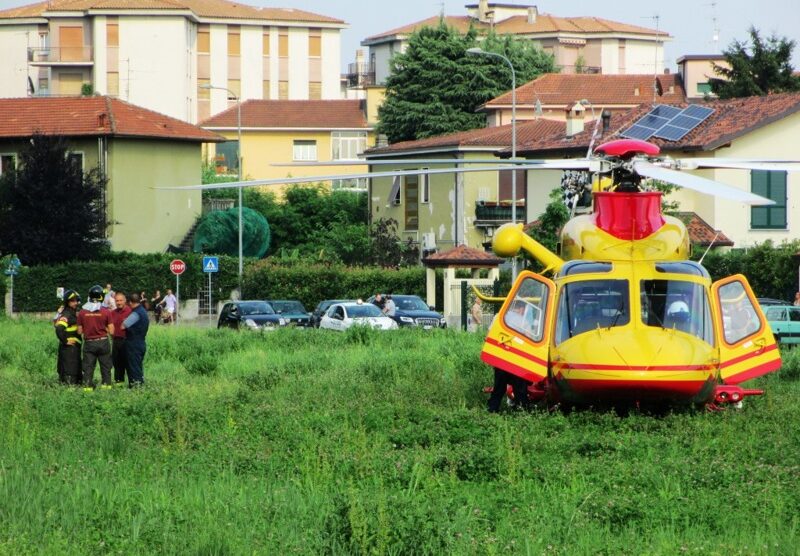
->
xmin=122 ymin=292 xmax=150 ymax=387
xmin=77 ymin=284 xmax=114 ymax=390
xmin=487 ymin=368 xmax=532 ymax=413
xmin=110 ymin=291 xmax=132 ymax=386
xmin=150 ymin=290 xmax=163 ymax=324
xmin=54 ymin=289 xmax=83 ymax=385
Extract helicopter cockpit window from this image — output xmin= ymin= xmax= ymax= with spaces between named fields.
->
xmin=641 ymin=280 xmax=714 ymax=345
xmin=655 ymin=262 xmax=710 ymax=279
xmin=502 ymin=277 xmax=549 ymax=342
xmin=558 ymin=261 xmax=613 ymax=277
xmin=555 ymin=280 xmax=630 ymax=344
xmin=717 ymin=281 xmax=761 ymax=344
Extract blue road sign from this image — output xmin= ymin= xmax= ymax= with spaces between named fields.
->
xmin=202 ymin=256 xmax=219 ymax=273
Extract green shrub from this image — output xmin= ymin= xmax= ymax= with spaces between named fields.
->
xmin=12 ymin=252 xmax=240 ymax=312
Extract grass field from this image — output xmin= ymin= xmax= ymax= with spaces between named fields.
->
xmin=0 ymin=318 xmax=799 ymax=555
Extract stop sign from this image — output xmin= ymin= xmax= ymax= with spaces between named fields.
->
xmin=170 ymin=259 xmax=186 ymax=275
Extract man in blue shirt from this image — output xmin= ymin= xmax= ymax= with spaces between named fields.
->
xmin=121 ymin=292 xmax=150 ymax=387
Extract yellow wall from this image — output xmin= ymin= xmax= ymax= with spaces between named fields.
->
xmin=208 ymin=128 xmax=375 ymax=197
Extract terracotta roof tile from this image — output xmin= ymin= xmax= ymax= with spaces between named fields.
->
xmin=486 ymin=73 xmax=686 ymax=108
xmin=368 ymin=119 xmax=564 ymax=155
xmin=201 ymin=99 xmax=369 ymax=129
xmin=514 ymin=92 xmax=800 ymax=155
xmin=675 ymin=212 xmax=734 ymax=246
xmin=0 ymin=96 xmax=223 ymax=142
xmin=0 ymin=0 xmax=345 ymax=23
xmin=423 ymin=244 xmax=504 ymax=267
xmin=364 ymin=12 xmax=665 ymax=43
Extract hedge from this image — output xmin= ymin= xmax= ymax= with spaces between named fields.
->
xmin=11 ymin=252 xmax=241 ymax=312
xmin=243 ymin=261 xmax=430 ymax=311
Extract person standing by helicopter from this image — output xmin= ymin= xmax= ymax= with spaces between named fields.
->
xmin=77 ymin=285 xmax=114 ymax=389
xmin=54 ymin=289 xmax=83 ymax=385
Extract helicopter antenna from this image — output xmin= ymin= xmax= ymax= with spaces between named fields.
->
xmin=698 ymin=231 xmax=720 ymax=265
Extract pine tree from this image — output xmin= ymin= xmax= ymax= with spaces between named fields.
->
xmin=710 ymin=27 xmax=800 ymax=99
xmin=377 ymin=21 xmax=555 ymax=143
xmin=0 ymin=135 xmax=107 ymax=264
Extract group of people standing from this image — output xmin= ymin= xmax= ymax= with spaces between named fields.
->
xmin=371 ymin=293 xmax=396 ymax=317
xmin=54 ymin=284 xmax=149 ymax=389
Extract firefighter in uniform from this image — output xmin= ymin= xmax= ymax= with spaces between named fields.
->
xmin=54 ymin=289 xmax=82 ymax=385
xmin=77 ymin=284 xmax=114 ymax=389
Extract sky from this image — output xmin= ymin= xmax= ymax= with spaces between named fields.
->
xmin=0 ymin=0 xmax=797 ymax=70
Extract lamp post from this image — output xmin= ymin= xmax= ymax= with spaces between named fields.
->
xmin=467 ymin=47 xmax=518 ymax=280
xmin=200 ymin=84 xmax=243 ymax=295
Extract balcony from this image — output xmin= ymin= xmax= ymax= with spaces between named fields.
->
xmin=557 ymin=64 xmax=601 ymax=75
xmin=346 ymin=61 xmax=376 ymax=88
xmin=28 ymin=46 xmax=94 ymax=65
xmin=474 ymin=200 xmax=526 ymax=227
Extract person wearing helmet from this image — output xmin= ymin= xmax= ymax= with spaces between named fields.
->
xmin=54 ymin=289 xmax=83 ymax=385
xmin=665 ymin=299 xmax=692 ymax=333
xmin=77 ymin=284 xmax=114 ymax=389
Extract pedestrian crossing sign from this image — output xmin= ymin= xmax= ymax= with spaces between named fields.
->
xmin=202 ymin=256 xmax=219 ymax=273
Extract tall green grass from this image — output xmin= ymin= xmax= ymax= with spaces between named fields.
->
xmin=0 ymin=318 xmax=798 ymax=554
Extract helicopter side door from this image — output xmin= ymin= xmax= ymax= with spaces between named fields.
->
xmin=711 ymin=275 xmax=781 ymax=384
xmin=480 ymin=272 xmax=556 ymax=383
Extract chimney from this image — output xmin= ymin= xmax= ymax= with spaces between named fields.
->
xmin=634 ymin=86 xmax=640 ymax=96
xmin=478 ymin=0 xmax=490 ymax=22
xmin=355 ymin=49 xmax=364 ymax=65
xmin=601 ymin=110 xmax=612 ymax=134
xmin=565 ymin=102 xmax=585 ymax=137
xmin=527 ymin=6 xmax=537 ymax=24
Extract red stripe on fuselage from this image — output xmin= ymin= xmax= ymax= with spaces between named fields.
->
xmin=552 ymin=362 xmax=715 ymax=372
xmin=719 ymin=343 xmax=778 ymax=368
xmin=722 ymin=358 xmax=782 ymax=385
xmin=484 ymin=336 xmax=548 ymax=367
xmin=480 ymin=351 xmax=546 ymax=382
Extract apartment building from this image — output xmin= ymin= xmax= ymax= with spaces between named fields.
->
xmin=357 ymin=1 xmax=669 ymax=87
xmin=0 ymin=0 xmax=346 ymax=123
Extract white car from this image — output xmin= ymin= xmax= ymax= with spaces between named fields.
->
xmin=319 ymin=302 xmax=399 ymax=331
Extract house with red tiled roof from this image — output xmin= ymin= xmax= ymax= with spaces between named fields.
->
xmin=0 ymin=96 xmax=224 ymax=253
xmin=510 ymin=92 xmax=800 ymax=249
xmin=0 ymin=0 xmax=346 ymax=124
xmin=201 ymin=99 xmax=375 ymax=197
xmin=481 ymin=73 xmax=687 ymax=126
xmin=363 ymin=118 xmax=565 ymax=251
xmin=357 ymin=1 xmax=670 ymax=86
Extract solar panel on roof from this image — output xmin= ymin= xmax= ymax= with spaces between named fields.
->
xmin=621 ymin=104 xmax=716 ymax=142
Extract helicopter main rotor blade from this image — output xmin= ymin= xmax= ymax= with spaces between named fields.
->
xmin=156 ymin=165 xmax=522 ymax=191
xmin=674 ymin=158 xmax=800 ymax=171
xmin=272 ymin=158 xmax=540 ymax=167
xmin=633 ymin=161 xmax=775 ymax=206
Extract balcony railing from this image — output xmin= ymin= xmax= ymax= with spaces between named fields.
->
xmin=556 ymin=64 xmax=602 ymax=75
xmin=28 ymin=46 xmax=94 ymax=64
xmin=346 ymin=61 xmax=376 ymax=87
xmin=474 ymin=201 xmax=526 ymax=225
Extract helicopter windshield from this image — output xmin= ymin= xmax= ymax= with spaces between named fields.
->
xmin=640 ymin=280 xmax=714 ymax=345
xmin=555 ymin=280 xmax=630 ymax=344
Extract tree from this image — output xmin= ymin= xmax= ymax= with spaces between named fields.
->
xmin=0 ymin=135 xmax=107 ymax=265
xmin=377 ymin=21 xmax=555 ymax=143
xmin=526 ymin=189 xmax=570 ymax=255
xmin=710 ymin=27 xmax=800 ymax=99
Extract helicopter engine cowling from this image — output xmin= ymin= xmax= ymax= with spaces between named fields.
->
xmin=561 ymin=192 xmax=690 ymax=262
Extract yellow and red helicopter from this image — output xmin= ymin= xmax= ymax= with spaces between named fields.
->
xmin=163 ymin=137 xmax=800 ymax=408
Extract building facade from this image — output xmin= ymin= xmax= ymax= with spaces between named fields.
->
xmin=0 ymin=96 xmax=223 ymax=253
xmin=0 ymin=0 xmax=346 ymax=123
xmin=202 ymin=99 xmax=375 ymax=198
xmin=358 ymin=1 xmax=669 ymax=87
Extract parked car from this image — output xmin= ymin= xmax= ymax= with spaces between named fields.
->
xmin=311 ymin=299 xmax=353 ymax=328
xmin=266 ymin=299 xmax=312 ymax=327
xmin=367 ymin=294 xmax=446 ymax=329
xmin=319 ymin=302 xmax=398 ymax=331
xmin=758 ymin=297 xmax=791 ymax=307
xmin=764 ymin=305 xmax=800 ymax=344
xmin=218 ymin=301 xmax=286 ymax=331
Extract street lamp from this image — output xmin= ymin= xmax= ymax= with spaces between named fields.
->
xmin=467 ymin=47 xmax=518 ymax=280
xmin=200 ymin=84 xmax=243 ymax=295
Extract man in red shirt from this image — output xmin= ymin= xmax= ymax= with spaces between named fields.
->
xmin=110 ymin=291 xmax=132 ymax=386
xmin=77 ymin=285 xmax=114 ymax=389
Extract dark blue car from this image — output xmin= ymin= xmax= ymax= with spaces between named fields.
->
xmin=368 ymin=295 xmax=446 ymax=329
xmin=218 ymin=301 xmax=287 ymax=330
